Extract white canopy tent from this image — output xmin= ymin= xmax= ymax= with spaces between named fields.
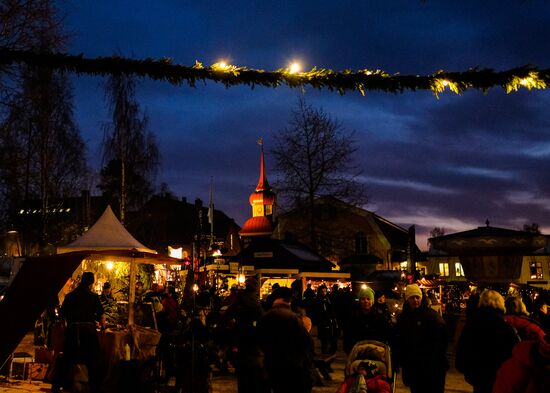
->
xmin=57 ymin=205 xmax=156 ymax=254
xmin=56 ymin=206 xmax=180 ymax=325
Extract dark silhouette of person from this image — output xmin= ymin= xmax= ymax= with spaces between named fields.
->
xmin=396 ymin=284 xmax=448 ymax=393
xmin=257 ymin=286 xmax=315 ymax=393
xmin=54 ymin=272 xmax=105 ymax=393
xmin=312 ymin=284 xmax=338 ymax=354
xmin=222 ymin=278 xmax=268 ymax=393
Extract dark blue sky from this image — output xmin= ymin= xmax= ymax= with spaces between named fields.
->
xmin=58 ymin=1 xmax=550 ymax=248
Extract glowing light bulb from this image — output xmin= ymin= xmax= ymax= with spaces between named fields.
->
xmin=193 ymin=283 xmax=199 ymax=292
xmin=361 ymin=283 xmax=367 ymax=290
xmin=212 ymin=61 xmax=230 ymax=71
xmin=289 ymin=62 xmax=301 ymax=74
xmin=106 ymin=261 xmax=114 ymax=270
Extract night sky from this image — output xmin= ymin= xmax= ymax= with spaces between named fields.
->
xmin=58 ymin=1 xmax=550 ymax=249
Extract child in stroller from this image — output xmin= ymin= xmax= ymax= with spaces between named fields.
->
xmin=337 ymin=340 xmax=394 ymax=393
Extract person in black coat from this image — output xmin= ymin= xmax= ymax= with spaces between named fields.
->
xmin=54 ymin=272 xmax=105 ymax=393
xmin=343 ymin=287 xmax=393 ymax=354
xmin=222 ymin=278 xmax=268 ymax=393
xmin=311 ymin=284 xmax=338 ymax=354
xmin=455 ymin=289 xmax=519 ymax=393
xmin=257 ymin=286 xmax=315 ymax=393
xmin=395 ymin=284 xmax=448 ymax=393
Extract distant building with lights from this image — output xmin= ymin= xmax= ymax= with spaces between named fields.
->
xmin=8 ymin=191 xmax=109 ymax=256
xmin=427 ymin=222 xmax=550 ymax=289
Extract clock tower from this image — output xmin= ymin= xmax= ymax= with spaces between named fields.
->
xmin=240 ymin=139 xmax=276 ymax=237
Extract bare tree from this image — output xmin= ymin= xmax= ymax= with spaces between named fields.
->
xmin=522 ymin=222 xmax=540 ymax=234
xmin=99 ymin=73 xmax=160 ymax=223
xmin=271 ymin=97 xmax=366 ymax=248
xmin=0 ymin=1 xmax=88 ymax=251
xmin=429 ymin=227 xmax=446 ymax=238
xmin=0 ymin=0 xmax=66 ymax=102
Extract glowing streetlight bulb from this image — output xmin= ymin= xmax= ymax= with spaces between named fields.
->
xmin=289 ymin=62 xmax=301 ymax=74
xmin=218 ymin=61 xmax=227 ymax=69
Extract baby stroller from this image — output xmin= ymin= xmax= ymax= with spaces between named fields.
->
xmin=338 ymin=340 xmax=395 ymax=393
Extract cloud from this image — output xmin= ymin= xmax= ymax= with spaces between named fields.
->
xmin=359 ymin=175 xmax=456 ymax=195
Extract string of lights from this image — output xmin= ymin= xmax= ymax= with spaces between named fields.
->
xmin=1 ymin=48 xmax=549 ymax=96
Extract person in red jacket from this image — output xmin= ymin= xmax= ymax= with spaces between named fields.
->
xmin=493 ymin=335 xmax=550 ymax=393
xmin=504 ymin=296 xmax=545 ymax=342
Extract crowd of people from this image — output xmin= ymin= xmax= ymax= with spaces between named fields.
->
xmin=48 ymin=271 xmax=550 ymax=393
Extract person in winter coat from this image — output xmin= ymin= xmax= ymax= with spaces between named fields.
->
xmin=395 ymin=284 xmax=448 ymax=393
xmin=456 ymin=289 xmax=519 ymax=393
xmin=343 ymin=287 xmax=393 ymax=354
xmin=504 ymin=296 xmax=545 ymax=342
xmin=531 ymin=297 xmax=550 ymax=334
xmin=493 ymin=334 xmax=550 ymax=393
xmin=257 ymin=286 xmax=315 ymax=393
xmin=312 ymin=284 xmax=339 ymax=354
xmin=222 ymin=278 xmax=268 ymax=393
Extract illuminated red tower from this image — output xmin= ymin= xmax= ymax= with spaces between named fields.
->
xmin=239 ymin=140 xmax=276 ymax=237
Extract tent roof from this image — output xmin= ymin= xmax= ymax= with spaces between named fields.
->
xmin=57 ymin=206 xmax=156 ymax=254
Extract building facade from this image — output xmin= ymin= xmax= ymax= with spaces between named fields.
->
xmin=428 ymin=223 xmax=550 ymax=289
xmin=273 ymin=196 xmax=414 ymax=276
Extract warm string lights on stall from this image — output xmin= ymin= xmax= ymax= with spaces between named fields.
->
xmin=2 ymin=48 xmax=550 ymax=96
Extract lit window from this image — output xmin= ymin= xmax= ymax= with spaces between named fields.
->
xmin=530 ymin=258 xmax=543 ymax=279
xmin=439 ymin=263 xmax=449 ymax=277
xmin=455 ymin=263 xmax=465 ymax=277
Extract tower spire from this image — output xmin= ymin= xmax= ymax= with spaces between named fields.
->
xmin=256 ymin=138 xmax=270 ymax=191
xmin=239 ymin=138 xmax=277 ymax=238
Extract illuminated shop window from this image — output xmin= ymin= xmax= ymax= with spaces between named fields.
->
xmin=439 ymin=263 xmax=449 ymax=277
xmin=530 ymin=258 xmax=544 ymax=279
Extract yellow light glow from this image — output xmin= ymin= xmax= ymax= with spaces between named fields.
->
xmin=168 ymin=246 xmax=183 ymax=259
xmin=361 ymin=283 xmax=367 ymax=290
xmin=238 ymin=274 xmax=246 ymax=285
xmin=105 ymin=261 xmax=114 ymax=270
xmin=193 ymin=283 xmax=199 ymax=292
xmin=212 ymin=61 xmax=230 ymax=71
xmin=289 ymin=62 xmax=301 ymax=74
xmin=212 ymin=249 xmax=222 ymax=257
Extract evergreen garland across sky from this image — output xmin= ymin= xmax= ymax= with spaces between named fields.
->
xmin=1 ymin=48 xmax=548 ymax=96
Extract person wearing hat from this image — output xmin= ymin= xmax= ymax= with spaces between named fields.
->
xmin=342 ymin=287 xmax=393 ymax=354
xmin=257 ymin=286 xmax=315 ymax=393
xmin=54 ymin=272 xmax=105 ymax=393
xmin=493 ymin=334 xmax=550 ymax=393
xmin=395 ymin=284 xmax=448 ymax=393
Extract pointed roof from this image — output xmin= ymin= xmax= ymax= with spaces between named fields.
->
xmin=57 ymin=206 xmax=156 ymax=254
xmin=256 ymin=144 xmax=270 ymax=192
